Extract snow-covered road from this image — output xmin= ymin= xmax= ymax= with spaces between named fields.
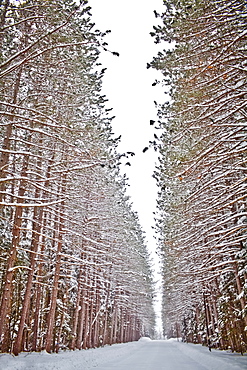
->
xmin=94 ymin=339 xmax=247 ymax=370
xmin=0 ymin=338 xmax=246 ymax=370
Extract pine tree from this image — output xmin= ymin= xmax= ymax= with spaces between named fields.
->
xmin=0 ymin=0 xmax=155 ymax=354
xmin=151 ymin=0 xmax=247 ymax=352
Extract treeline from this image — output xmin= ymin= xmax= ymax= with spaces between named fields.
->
xmin=0 ymin=0 xmax=155 ymax=354
xmin=151 ymin=0 xmax=247 ymax=353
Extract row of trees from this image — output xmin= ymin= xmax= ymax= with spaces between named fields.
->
xmin=151 ymin=0 xmax=247 ymax=353
xmin=0 ymin=0 xmax=155 ymax=354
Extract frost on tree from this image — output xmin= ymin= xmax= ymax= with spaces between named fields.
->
xmin=151 ymin=0 xmax=247 ymax=353
xmin=0 ymin=0 xmax=155 ymax=354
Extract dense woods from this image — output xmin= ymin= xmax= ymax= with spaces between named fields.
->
xmin=0 ymin=0 xmax=155 ymax=354
xmin=2 ymin=0 xmax=246 ymax=358
xmin=152 ymin=0 xmax=247 ymax=353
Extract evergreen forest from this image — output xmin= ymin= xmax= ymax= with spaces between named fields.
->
xmin=151 ymin=0 xmax=247 ymax=354
xmin=0 ymin=0 xmax=155 ymax=354
xmin=0 ymin=0 xmax=246 ymax=357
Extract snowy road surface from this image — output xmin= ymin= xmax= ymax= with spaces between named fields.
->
xmin=93 ymin=339 xmax=247 ymax=370
xmin=0 ymin=338 xmax=246 ymax=370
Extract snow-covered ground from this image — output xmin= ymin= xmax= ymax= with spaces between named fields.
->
xmin=0 ymin=338 xmax=246 ymax=370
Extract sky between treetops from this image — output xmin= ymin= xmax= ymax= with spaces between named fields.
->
xmin=90 ymin=0 xmax=165 ymax=258
xmin=90 ymin=0 xmax=167 ymax=332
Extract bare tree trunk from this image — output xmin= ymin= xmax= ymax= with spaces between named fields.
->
xmin=32 ymin=158 xmax=52 ymax=352
xmin=102 ymin=304 xmax=109 ymax=346
xmin=0 ymin=153 xmax=29 ymax=352
xmin=203 ymin=291 xmax=211 ymax=351
xmin=45 ymin=168 xmax=66 ymax=353
xmin=55 ymin=286 xmax=68 ymax=352
xmin=31 ymin=212 xmax=47 ymax=352
xmin=13 ymin=204 xmax=44 ymax=355
xmin=82 ymin=297 xmax=90 ymax=350
xmin=70 ymin=266 xmax=82 ymax=350
xmin=45 ymin=205 xmax=64 ymax=353
xmin=119 ymin=308 xmax=124 ymax=343
xmin=93 ymin=287 xmax=100 ymax=347
xmin=76 ymin=293 xmax=86 ymax=350
xmin=0 ymin=67 xmax=22 ymax=207
xmin=112 ymin=306 xmax=118 ymax=344
xmin=87 ymin=293 xmax=94 ymax=348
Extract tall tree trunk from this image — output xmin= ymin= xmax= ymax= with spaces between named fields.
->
xmin=31 ymin=157 xmax=52 ymax=352
xmin=13 ymin=204 xmax=44 ymax=355
xmin=31 ymin=212 xmax=47 ymax=352
xmin=76 ymin=292 xmax=86 ymax=350
xmin=112 ymin=306 xmax=119 ymax=344
xmin=93 ymin=287 xmax=100 ymax=347
xmin=119 ymin=308 xmax=124 ymax=343
xmin=13 ymin=137 xmax=47 ymax=354
xmin=87 ymin=293 xmax=94 ymax=348
xmin=82 ymin=296 xmax=90 ymax=350
xmin=0 ymin=67 xmax=22 ymax=207
xmin=76 ymin=267 xmax=88 ymax=350
xmin=70 ymin=265 xmax=83 ymax=350
xmin=56 ymin=286 xmax=68 ymax=353
xmin=45 ymin=205 xmax=65 ymax=353
xmin=0 ymin=153 xmax=29 ymax=352
xmin=203 ymin=291 xmax=211 ymax=350
xmin=102 ymin=305 xmax=109 ymax=346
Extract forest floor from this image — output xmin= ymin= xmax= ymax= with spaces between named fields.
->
xmin=0 ymin=337 xmax=246 ymax=370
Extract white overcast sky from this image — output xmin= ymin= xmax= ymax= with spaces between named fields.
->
xmin=90 ymin=0 xmax=166 ymax=331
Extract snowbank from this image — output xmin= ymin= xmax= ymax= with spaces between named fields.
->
xmin=0 ymin=341 xmax=141 ymax=370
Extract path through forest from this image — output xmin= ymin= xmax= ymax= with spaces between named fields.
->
xmin=94 ymin=339 xmax=247 ymax=370
xmin=1 ymin=338 xmax=246 ymax=370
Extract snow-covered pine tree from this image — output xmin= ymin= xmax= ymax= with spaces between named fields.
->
xmin=151 ymin=0 xmax=247 ymax=352
xmin=0 ymin=0 xmax=155 ymax=354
